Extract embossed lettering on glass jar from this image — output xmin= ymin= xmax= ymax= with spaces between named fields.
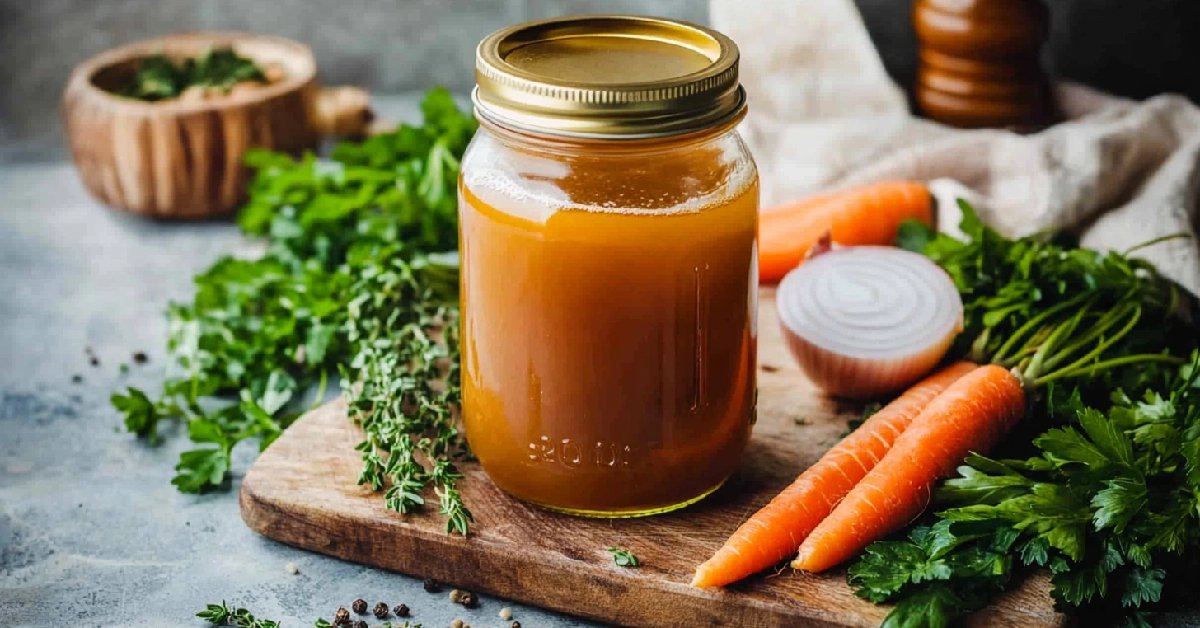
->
xmin=460 ymin=15 xmax=759 ymax=517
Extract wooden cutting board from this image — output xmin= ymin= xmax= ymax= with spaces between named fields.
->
xmin=240 ymin=288 xmax=1064 ymax=628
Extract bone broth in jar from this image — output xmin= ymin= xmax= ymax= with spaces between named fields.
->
xmin=460 ymin=15 xmax=759 ymax=516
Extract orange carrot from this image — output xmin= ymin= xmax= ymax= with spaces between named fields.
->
xmin=792 ymin=364 xmax=1025 ymax=573
xmin=758 ymin=181 xmax=933 ymax=284
xmin=690 ymin=361 xmax=977 ymax=589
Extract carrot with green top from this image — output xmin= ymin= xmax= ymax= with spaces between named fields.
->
xmin=690 ymin=361 xmax=977 ymax=589
xmin=789 ymin=261 xmax=1187 ymax=572
xmin=758 ymin=181 xmax=933 ymax=284
xmin=792 ymin=364 xmax=1026 ymax=573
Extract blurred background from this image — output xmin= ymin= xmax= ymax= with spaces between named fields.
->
xmin=2 ymin=0 xmax=1197 ymax=162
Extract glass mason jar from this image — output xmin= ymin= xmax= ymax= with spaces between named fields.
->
xmin=460 ymin=16 xmax=759 ymax=517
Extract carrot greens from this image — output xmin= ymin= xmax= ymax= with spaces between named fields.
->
xmin=897 ymin=201 xmax=1193 ymax=387
xmin=850 ymin=204 xmax=1200 ymax=627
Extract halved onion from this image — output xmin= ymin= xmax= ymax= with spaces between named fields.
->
xmin=776 ymin=245 xmax=964 ymax=399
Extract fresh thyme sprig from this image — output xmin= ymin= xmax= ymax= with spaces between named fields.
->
xmin=197 ymin=601 xmax=281 ymax=628
xmin=343 ymin=252 xmax=473 ymax=535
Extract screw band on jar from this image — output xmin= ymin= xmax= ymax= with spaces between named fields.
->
xmin=473 ymin=15 xmax=746 ymax=138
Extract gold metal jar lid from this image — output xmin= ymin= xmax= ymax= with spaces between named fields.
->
xmin=473 ymin=15 xmax=745 ymax=138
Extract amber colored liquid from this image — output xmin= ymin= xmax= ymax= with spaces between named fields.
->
xmin=459 ymin=133 xmax=758 ymax=516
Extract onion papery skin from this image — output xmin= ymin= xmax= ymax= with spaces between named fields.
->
xmin=776 ymin=246 xmax=964 ymax=400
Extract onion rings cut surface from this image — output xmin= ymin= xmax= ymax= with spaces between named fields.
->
xmin=776 ymin=246 xmax=964 ymax=399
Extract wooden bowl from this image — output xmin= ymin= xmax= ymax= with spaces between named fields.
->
xmin=63 ymin=32 xmax=373 ymax=220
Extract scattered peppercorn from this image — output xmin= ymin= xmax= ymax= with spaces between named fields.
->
xmin=511 ymin=622 xmax=522 ymax=628
xmin=335 ymin=607 xmax=351 ymax=625
xmin=133 ymin=351 xmax=149 ymax=364
xmin=352 ymin=599 xmax=368 ymax=614
xmin=373 ymin=602 xmax=388 ymax=619
xmin=499 ymin=607 xmax=513 ymax=621
xmin=460 ymin=592 xmax=477 ymax=608
xmin=353 ymin=621 xmax=368 ymax=628
xmin=89 ymin=356 xmax=100 ymax=367
xmin=423 ymin=578 xmax=442 ymax=593
xmin=394 ymin=604 xmax=410 ymax=617
xmin=71 ymin=374 xmax=83 ymax=384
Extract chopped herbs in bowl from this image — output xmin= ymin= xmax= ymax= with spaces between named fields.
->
xmin=114 ymin=46 xmax=284 ymax=102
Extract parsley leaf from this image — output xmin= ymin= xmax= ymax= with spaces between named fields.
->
xmin=608 ymin=547 xmax=640 ymax=568
xmin=1121 ymin=567 xmax=1165 ymax=608
xmin=172 ymin=448 xmax=231 ymax=494
xmin=882 ymin=584 xmax=980 ymax=628
xmin=111 ymin=387 xmax=162 ymax=443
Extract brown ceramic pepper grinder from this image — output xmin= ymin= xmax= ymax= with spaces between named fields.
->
xmin=913 ymin=0 xmax=1054 ymax=129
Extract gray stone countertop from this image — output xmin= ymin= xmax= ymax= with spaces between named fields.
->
xmin=0 ymin=93 xmax=601 ymax=628
xmin=5 ymin=92 xmax=1200 ymax=628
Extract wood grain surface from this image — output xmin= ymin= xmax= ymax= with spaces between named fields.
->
xmin=240 ymin=288 xmax=1065 ymax=628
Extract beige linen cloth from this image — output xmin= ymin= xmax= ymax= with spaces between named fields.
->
xmin=712 ymin=0 xmax=1200 ymax=297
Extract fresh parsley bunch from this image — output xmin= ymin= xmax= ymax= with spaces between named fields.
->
xmin=113 ymin=88 xmax=477 ymax=531
xmin=850 ymin=353 xmax=1200 ymax=628
xmin=197 ymin=601 xmax=281 ymax=628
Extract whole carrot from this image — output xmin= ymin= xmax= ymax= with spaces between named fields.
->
xmin=758 ymin=181 xmax=933 ymax=284
xmin=690 ymin=361 xmax=977 ymax=589
xmin=792 ymin=364 xmax=1025 ymax=573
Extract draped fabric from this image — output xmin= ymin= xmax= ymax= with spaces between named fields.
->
xmin=713 ymin=0 xmax=1200 ymax=297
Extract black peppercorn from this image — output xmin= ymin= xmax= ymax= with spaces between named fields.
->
xmin=394 ymin=604 xmax=409 ymax=617
xmin=373 ymin=602 xmax=388 ymax=619
xmin=89 ymin=356 xmax=100 ymax=367
xmin=352 ymin=599 xmax=368 ymax=614
xmin=133 ymin=351 xmax=149 ymax=364
xmin=334 ymin=607 xmax=351 ymax=625
xmin=460 ymin=592 xmax=477 ymax=608
xmin=352 ymin=621 xmax=368 ymax=628
xmin=511 ymin=622 xmax=521 ymax=628
xmin=422 ymin=578 xmax=442 ymax=593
